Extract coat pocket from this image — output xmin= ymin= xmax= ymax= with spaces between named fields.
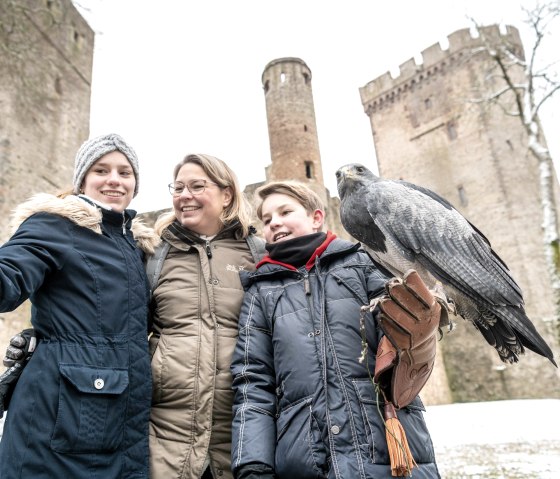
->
xmin=275 ymin=397 xmax=328 ymax=478
xmin=51 ymin=363 xmax=129 ymax=454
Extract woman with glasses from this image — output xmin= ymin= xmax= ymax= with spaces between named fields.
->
xmin=148 ymin=154 xmax=265 ymax=479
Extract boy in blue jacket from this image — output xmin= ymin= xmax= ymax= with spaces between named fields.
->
xmin=231 ymin=181 xmax=441 ymax=479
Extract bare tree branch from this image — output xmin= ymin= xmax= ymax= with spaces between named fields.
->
xmin=470 ymin=1 xmax=560 ymax=335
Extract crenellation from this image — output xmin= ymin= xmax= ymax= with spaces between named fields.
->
xmin=398 ymin=57 xmax=422 ymax=78
xmin=360 ymin=71 xmax=394 ymax=100
xmin=421 ymin=41 xmax=448 ymax=67
xmin=446 ymin=27 xmax=479 ymax=52
xmin=362 ymin=47 xmax=488 ymax=114
xmin=360 ymin=25 xmax=522 ymax=111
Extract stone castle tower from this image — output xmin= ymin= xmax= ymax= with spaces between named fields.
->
xmin=359 ymin=25 xmax=560 ymax=401
xmin=0 ymin=0 xmax=93 ymax=346
xmin=261 ymin=58 xmax=327 ymax=205
xmin=247 ymin=57 xmax=348 ymax=239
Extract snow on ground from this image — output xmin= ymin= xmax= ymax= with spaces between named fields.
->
xmin=425 ymin=399 xmax=560 ymax=478
xmin=1 ymin=398 xmax=559 ymax=477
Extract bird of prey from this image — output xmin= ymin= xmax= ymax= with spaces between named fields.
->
xmin=336 ymin=163 xmax=556 ymax=366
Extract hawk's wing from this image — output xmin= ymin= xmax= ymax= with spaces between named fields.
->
xmin=364 ymin=179 xmax=524 ymax=309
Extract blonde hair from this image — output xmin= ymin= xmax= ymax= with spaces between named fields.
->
xmin=57 ymin=188 xmax=75 ymax=198
xmin=172 ymin=153 xmax=253 ymax=237
xmin=255 ymin=180 xmax=325 ymax=220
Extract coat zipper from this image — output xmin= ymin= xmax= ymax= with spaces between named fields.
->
xmin=122 ymin=213 xmax=129 ymax=235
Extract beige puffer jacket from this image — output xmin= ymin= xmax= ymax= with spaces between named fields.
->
xmin=148 ymin=215 xmax=263 ymax=479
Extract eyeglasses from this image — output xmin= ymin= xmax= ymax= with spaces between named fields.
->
xmin=168 ymin=179 xmax=219 ymax=196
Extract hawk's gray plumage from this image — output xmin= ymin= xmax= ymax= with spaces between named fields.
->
xmin=336 ymin=163 xmax=556 ymax=366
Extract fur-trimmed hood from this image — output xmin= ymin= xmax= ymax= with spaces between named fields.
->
xmin=10 ymin=193 xmax=160 ymax=255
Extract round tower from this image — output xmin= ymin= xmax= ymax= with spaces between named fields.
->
xmin=261 ymin=57 xmax=327 ymax=206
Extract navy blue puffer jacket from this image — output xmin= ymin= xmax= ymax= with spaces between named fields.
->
xmin=0 ymin=194 xmax=157 ymax=478
xmin=231 ymin=238 xmax=440 ymax=479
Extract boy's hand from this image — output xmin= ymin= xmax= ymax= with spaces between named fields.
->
xmin=373 ymin=270 xmax=440 ymax=408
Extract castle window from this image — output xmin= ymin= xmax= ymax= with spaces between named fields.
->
xmin=54 ymin=77 xmax=63 ymax=95
xmin=458 ymin=185 xmax=468 ymax=206
xmin=303 ymin=72 xmax=310 ymax=85
xmin=447 ymin=121 xmax=457 ymax=140
xmin=424 ymin=98 xmax=432 ymax=109
xmin=305 ymin=161 xmax=314 ymax=179
xmin=303 ymin=125 xmax=308 ymax=132
xmin=264 ymin=80 xmax=270 ymax=93
xmin=280 ymin=72 xmax=286 ymax=83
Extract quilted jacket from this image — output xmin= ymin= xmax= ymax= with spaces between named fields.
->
xmin=231 ymin=237 xmax=440 ymax=479
xmin=148 ymin=218 xmax=264 ymax=479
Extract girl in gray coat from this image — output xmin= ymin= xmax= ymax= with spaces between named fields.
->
xmin=231 ymin=181 xmax=440 ymax=479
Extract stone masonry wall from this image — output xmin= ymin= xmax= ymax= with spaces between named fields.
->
xmin=0 ymin=0 xmax=93 ymax=349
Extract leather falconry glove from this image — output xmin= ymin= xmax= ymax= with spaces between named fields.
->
xmin=0 ymin=328 xmax=37 ymax=418
xmin=373 ymin=270 xmax=441 ymax=409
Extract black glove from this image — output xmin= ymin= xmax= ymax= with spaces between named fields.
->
xmin=0 ymin=328 xmax=37 ymax=418
xmin=3 ymin=329 xmax=37 ymax=367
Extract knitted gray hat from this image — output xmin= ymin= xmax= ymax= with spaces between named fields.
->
xmin=73 ymin=133 xmax=140 ymax=197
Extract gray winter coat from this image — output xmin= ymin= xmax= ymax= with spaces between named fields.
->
xmin=231 ymin=237 xmax=440 ymax=479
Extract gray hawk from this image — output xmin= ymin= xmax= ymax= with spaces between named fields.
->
xmin=336 ymin=163 xmax=556 ymax=366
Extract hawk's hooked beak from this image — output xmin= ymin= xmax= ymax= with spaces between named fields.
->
xmin=336 ymin=165 xmax=355 ymax=185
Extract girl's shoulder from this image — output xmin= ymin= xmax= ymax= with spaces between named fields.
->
xmin=10 ymin=193 xmax=102 ymax=235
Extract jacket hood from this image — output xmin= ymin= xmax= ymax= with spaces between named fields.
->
xmin=10 ymin=193 xmax=160 ymax=255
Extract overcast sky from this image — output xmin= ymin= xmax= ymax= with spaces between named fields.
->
xmin=74 ymin=0 xmax=560 ymax=213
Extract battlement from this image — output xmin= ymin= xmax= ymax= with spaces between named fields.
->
xmin=262 ymin=57 xmax=311 ymax=86
xmin=360 ymin=25 xmax=522 ymax=111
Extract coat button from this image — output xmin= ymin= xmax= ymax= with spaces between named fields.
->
xmin=331 ymin=425 xmax=340 ymax=435
xmin=94 ymin=378 xmax=105 ymax=390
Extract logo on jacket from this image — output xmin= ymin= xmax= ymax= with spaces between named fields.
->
xmin=226 ymin=264 xmax=246 ymax=273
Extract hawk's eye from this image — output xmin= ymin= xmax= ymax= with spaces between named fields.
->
xmin=356 ymin=166 xmax=365 ymax=173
